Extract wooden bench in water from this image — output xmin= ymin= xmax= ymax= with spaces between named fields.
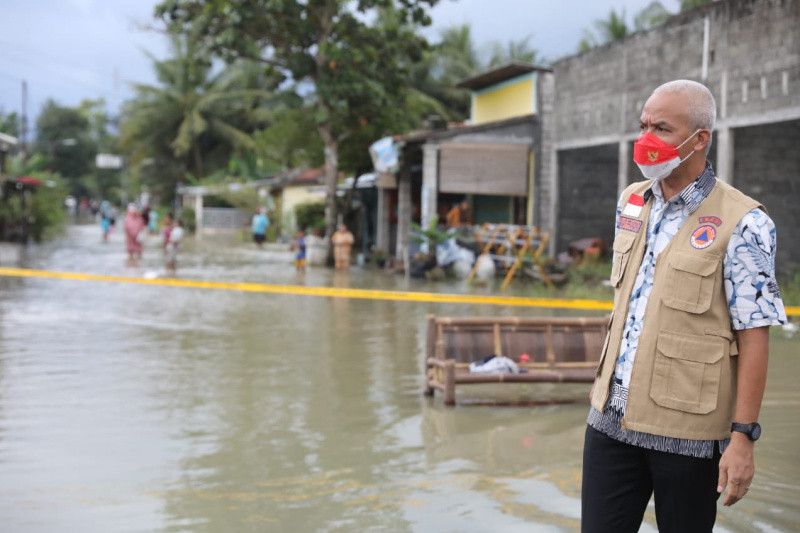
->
xmin=424 ymin=315 xmax=608 ymax=405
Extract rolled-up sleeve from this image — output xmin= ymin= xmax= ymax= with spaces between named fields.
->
xmin=724 ymin=208 xmax=788 ymax=330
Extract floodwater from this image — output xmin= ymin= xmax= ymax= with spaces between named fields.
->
xmin=0 ymin=225 xmax=797 ymax=532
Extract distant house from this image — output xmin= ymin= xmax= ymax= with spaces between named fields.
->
xmin=0 ymin=132 xmax=18 ymax=174
xmin=279 ymin=167 xmax=326 ymax=235
xmin=375 ymin=62 xmax=552 ymax=260
xmin=466 ymin=62 xmax=542 ymax=125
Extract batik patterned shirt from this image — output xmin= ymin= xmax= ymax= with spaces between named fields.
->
xmin=588 ymin=162 xmax=787 ymax=458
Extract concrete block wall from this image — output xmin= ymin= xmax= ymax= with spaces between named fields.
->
xmin=551 ymin=0 xmax=799 ymax=146
xmin=542 ymin=0 xmax=800 ymax=265
xmin=721 ymin=1 xmax=800 ymax=121
xmin=733 ymin=119 xmax=800 ymax=275
xmin=537 ymin=72 xmax=556 ymax=231
xmin=556 ymin=144 xmax=619 ymax=253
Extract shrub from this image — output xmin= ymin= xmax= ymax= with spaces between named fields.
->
xmin=179 ymin=206 xmax=196 ymax=233
xmin=0 ymin=172 xmax=66 ymax=242
xmin=294 ymin=201 xmax=326 ymax=233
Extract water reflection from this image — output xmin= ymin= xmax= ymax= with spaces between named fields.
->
xmin=0 ymin=226 xmax=796 ymax=532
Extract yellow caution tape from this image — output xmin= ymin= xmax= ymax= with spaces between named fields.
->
xmin=0 ymin=267 xmax=798 ymax=317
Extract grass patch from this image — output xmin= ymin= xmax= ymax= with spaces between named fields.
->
xmin=779 ymin=271 xmax=800 ymax=307
xmin=519 ymin=262 xmax=799 ymax=308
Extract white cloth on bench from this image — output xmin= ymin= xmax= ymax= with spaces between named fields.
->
xmin=468 ymin=355 xmax=520 ymax=374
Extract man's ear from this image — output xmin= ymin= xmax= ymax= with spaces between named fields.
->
xmin=695 ymin=129 xmax=711 ymax=153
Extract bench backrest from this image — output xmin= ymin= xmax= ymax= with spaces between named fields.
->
xmin=427 ymin=316 xmax=608 ymax=365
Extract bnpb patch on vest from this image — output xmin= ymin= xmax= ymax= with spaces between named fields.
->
xmin=690 ymin=224 xmax=717 ymax=249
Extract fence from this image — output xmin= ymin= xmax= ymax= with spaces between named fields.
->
xmin=202 ymin=207 xmax=249 ymax=234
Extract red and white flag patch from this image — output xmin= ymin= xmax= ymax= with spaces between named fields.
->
xmin=622 ymin=193 xmax=645 ymax=218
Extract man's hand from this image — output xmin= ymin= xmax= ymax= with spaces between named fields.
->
xmin=717 ymin=433 xmax=755 ymax=506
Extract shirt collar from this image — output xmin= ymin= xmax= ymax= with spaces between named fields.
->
xmin=642 ymin=161 xmax=716 ymax=214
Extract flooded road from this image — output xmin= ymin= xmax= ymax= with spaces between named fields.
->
xmin=0 ymin=226 xmax=797 ymax=532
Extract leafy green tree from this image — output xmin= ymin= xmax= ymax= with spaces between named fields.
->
xmin=71 ymin=98 xmax=124 ymax=201
xmin=0 ymin=110 xmax=19 ymax=137
xmin=34 ymin=99 xmax=96 ymax=195
xmin=254 ymin=107 xmax=324 ymax=173
xmin=634 ymin=1 xmax=672 ymax=31
xmin=155 ymin=0 xmax=438 ymax=239
xmin=119 ymin=32 xmax=275 ymax=201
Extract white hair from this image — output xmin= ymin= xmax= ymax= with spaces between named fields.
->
xmin=651 ymin=79 xmax=716 ymax=153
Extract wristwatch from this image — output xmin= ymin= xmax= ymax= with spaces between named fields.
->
xmin=731 ymin=422 xmax=762 ymax=441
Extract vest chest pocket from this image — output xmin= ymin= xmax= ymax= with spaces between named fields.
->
xmin=663 ymin=253 xmax=720 ymax=314
xmin=650 ymin=331 xmax=726 ymax=414
xmin=610 ymin=232 xmax=636 ymax=288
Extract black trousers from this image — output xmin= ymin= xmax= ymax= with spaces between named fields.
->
xmin=581 ymin=425 xmax=720 ymax=533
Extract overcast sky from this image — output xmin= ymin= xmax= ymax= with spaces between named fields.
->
xmin=0 ymin=0 xmax=685 ymax=125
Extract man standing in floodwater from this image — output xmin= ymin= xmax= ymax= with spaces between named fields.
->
xmin=332 ymin=223 xmax=355 ymax=269
xmin=582 ymin=80 xmax=787 ymax=532
xmin=251 ymin=207 xmax=269 ymax=248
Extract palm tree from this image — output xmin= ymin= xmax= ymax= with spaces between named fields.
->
xmin=578 ymin=29 xmax=597 ymax=53
xmin=487 ymin=35 xmax=540 ymax=67
xmin=412 ymin=24 xmax=482 ymax=120
xmin=119 ymin=33 xmax=274 ymax=198
xmin=595 ymin=8 xmax=630 ymax=43
xmin=578 ymin=8 xmax=630 ymax=53
xmin=634 ymin=1 xmax=672 ymax=31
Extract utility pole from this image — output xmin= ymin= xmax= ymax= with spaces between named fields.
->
xmin=20 ymin=80 xmax=29 ymax=160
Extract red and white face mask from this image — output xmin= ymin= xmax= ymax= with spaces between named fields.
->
xmin=633 ymin=129 xmax=700 ymax=181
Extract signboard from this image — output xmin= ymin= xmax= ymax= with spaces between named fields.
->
xmin=96 ymin=153 xmax=123 ymax=169
xmin=369 ymin=136 xmax=399 ymax=174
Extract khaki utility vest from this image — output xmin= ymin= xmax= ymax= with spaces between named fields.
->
xmin=591 ymin=177 xmax=762 ymax=440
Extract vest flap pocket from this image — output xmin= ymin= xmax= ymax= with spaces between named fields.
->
xmin=610 ymin=232 xmax=637 ymax=287
xmin=670 ymin=253 xmax=719 ymax=276
xmin=650 ymin=331 xmax=725 ymax=415
xmin=705 ymin=328 xmax=738 ymax=356
xmin=663 ymin=252 xmax=721 ymax=314
xmin=613 ymin=232 xmax=636 ymax=253
xmin=655 ymin=331 xmax=725 ymax=364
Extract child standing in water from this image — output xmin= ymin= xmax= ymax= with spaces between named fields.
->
xmin=165 ymin=219 xmax=184 ymax=275
xmin=290 ymin=229 xmax=307 ymax=272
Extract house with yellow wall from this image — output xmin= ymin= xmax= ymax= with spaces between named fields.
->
xmin=279 ymin=167 xmax=326 ymax=236
xmin=465 ymin=63 xmax=541 ymax=125
xmin=373 ymin=62 xmax=554 ymax=261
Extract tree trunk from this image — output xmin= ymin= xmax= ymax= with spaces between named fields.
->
xmin=318 ymin=121 xmax=338 ymax=262
xmin=192 ymin=142 xmax=204 ymax=178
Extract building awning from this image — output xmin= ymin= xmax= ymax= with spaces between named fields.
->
xmin=456 ymin=62 xmax=551 ymax=91
xmin=438 ymin=143 xmax=530 ymax=197
xmin=0 ymin=132 xmax=18 ymax=150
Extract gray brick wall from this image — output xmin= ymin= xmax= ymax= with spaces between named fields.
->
xmin=557 ymin=144 xmax=619 ymax=253
xmin=541 ymin=0 xmax=800 ymax=265
xmin=551 ymin=0 xmax=800 ymax=145
xmin=538 ymin=72 xmax=556 ymax=231
xmin=733 ymin=119 xmax=800 ymax=276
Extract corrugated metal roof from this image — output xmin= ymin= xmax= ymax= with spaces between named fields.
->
xmin=456 ymin=62 xmax=551 ymax=91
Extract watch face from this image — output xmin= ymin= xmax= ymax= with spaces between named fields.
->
xmin=751 ymin=423 xmax=762 ymax=441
